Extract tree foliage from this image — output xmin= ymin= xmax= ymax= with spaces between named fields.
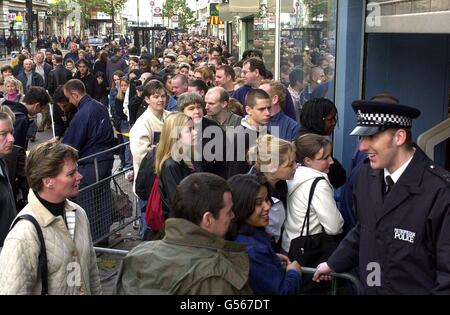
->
xmin=96 ymin=0 xmax=127 ymax=20
xmin=163 ymin=0 xmax=196 ymax=29
xmin=48 ymin=0 xmax=71 ymax=17
xmin=74 ymin=0 xmax=126 ymax=36
xmin=302 ymin=0 xmax=328 ymax=20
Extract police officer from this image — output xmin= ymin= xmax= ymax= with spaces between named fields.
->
xmin=313 ymin=100 xmax=450 ymax=294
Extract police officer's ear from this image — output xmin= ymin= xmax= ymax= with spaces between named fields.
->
xmin=392 ymin=128 xmax=408 ymax=147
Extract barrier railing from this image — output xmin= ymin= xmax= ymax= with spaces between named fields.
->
xmin=72 ymin=141 xmax=138 ymax=246
xmin=301 ymin=267 xmax=364 ymax=295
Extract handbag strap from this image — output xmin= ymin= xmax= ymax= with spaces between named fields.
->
xmin=9 ymin=214 xmax=48 ymax=295
xmin=299 ymin=177 xmax=325 ymax=237
xmin=112 ymin=176 xmax=126 ymax=195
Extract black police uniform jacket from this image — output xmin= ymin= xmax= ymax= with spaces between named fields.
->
xmin=327 ymin=146 xmax=450 ymax=294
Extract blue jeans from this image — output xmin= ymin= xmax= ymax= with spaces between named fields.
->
xmin=138 ymin=198 xmax=149 ymax=238
xmin=118 ymin=120 xmax=132 ymax=169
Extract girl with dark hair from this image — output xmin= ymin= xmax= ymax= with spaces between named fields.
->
xmin=298 ymin=98 xmax=346 ymax=188
xmin=247 ymin=135 xmax=297 ymax=251
xmin=228 ymin=174 xmax=302 ymax=295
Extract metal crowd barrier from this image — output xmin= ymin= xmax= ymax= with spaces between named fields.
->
xmin=72 ymin=141 xmax=139 ymax=246
xmin=301 ymin=267 xmax=363 ymax=295
xmin=92 ymin=244 xmax=364 ymax=295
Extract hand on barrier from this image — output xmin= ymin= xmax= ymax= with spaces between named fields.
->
xmin=287 ymin=260 xmax=302 ymax=275
xmin=313 ymin=262 xmax=334 ymax=282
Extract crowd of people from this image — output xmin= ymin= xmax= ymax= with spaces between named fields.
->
xmin=0 ymin=33 xmax=449 ymax=295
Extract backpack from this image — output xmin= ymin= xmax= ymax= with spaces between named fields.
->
xmin=9 ymin=215 xmax=48 ymax=295
xmin=135 ymin=148 xmax=156 ymax=201
xmin=144 ymin=175 xmax=164 ymax=232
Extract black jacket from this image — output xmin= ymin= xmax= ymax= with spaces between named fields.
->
xmin=0 ymin=159 xmax=17 ymax=247
xmin=328 ymin=147 xmax=450 ymax=294
xmin=1 ymin=100 xmax=29 ymax=149
xmin=47 ymin=64 xmax=73 ymax=96
xmin=52 ymin=104 xmax=77 ymax=139
xmin=74 ymin=72 xmax=96 ymax=98
xmin=160 ymin=159 xmax=199 ymax=218
xmin=128 ymin=96 xmax=145 ymax=126
xmin=198 ymin=118 xmax=227 ymax=178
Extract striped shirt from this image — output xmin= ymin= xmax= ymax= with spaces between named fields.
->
xmin=65 ymin=211 xmax=76 ymax=240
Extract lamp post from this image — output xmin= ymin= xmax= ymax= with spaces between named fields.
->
xmin=25 ymin=0 xmax=33 ymax=50
xmin=112 ymin=0 xmax=115 ymax=42
xmin=137 ymin=0 xmax=140 ymax=26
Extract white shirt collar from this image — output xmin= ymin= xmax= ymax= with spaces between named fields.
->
xmin=384 ymin=153 xmax=414 ymax=184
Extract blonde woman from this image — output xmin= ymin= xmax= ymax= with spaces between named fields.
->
xmin=113 ymin=77 xmax=132 ymax=172
xmin=248 ymin=135 xmax=297 ymax=250
xmin=2 ymin=77 xmax=24 ymax=102
xmin=155 ymin=112 xmax=199 ymax=218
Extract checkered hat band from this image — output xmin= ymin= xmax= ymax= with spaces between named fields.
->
xmin=357 ymin=111 xmax=412 ymax=127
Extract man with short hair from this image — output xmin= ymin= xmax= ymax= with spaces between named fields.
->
xmin=16 ymin=59 xmax=45 ymax=92
xmin=62 ymin=79 xmax=116 ymax=188
xmin=300 ymin=66 xmax=326 ymax=106
xmin=74 ymin=59 xmax=96 ymax=97
xmin=63 ymin=42 xmax=79 ymax=64
xmin=63 ymin=79 xmax=116 ymax=244
xmin=0 ymin=112 xmax=17 ymax=247
xmin=208 ymin=46 xmax=222 ymax=59
xmin=115 ymin=173 xmax=252 ymax=295
xmin=227 ymin=89 xmax=271 ymax=177
xmin=313 ymin=101 xmax=450 ymax=294
xmin=1 ymin=86 xmax=50 ymax=149
xmin=50 ymin=42 xmax=62 ymax=56
xmin=106 ymin=47 xmax=128 ymax=87
xmin=233 ymin=58 xmax=297 ymax=121
xmin=205 ymin=87 xmax=242 ymax=129
xmin=288 ymin=68 xmax=305 ymax=121
xmin=44 ymin=49 xmax=53 ymax=67
xmin=208 ymin=56 xmax=222 ymax=70
xmin=51 ymin=85 xmax=77 ymax=140
xmin=188 ymin=79 xmax=208 ymax=98
xmin=232 ymin=57 xmax=266 ymax=107
xmin=260 ymin=80 xmax=300 ymax=141
xmin=47 ymin=54 xmax=73 ymax=96
xmin=167 ymin=74 xmax=188 ymax=111
xmin=33 ymin=52 xmax=52 ymax=88
xmin=215 ymin=65 xmax=236 ymax=95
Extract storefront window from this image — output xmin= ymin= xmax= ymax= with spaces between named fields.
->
xmin=280 ymin=0 xmax=337 ymax=102
xmin=254 ymin=0 xmax=276 ymax=76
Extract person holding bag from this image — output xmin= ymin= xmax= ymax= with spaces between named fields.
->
xmin=282 ymin=134 xmax=343 ymax=292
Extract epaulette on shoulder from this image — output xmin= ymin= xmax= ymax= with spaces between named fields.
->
xmin=427 ymin=164 xmax=450 ymax=185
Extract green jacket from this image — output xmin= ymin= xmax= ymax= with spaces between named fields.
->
xmin=114 ymin=218 xmax=252 ymax=295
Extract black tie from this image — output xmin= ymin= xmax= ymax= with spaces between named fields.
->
xmin=385 ymin=175 xmax=395 ymax=194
